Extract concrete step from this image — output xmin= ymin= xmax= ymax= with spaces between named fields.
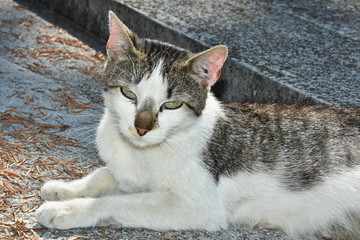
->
xmin=27 ymin=0 xmax=360 ymax=107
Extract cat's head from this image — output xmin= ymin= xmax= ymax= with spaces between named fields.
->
xmin=101 ymin=11 xmax=227 ymax=147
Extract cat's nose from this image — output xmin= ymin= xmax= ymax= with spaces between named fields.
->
xmin=136 ymin=127 xmax=150 ymax=136
xmin=134 ymin=110 xmax=155 ymax=137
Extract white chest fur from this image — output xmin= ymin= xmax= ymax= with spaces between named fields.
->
xmin=89 ymin=93 xmax=228 ymax=230
xmin=96 ymin=94 xmax=222 ymax=196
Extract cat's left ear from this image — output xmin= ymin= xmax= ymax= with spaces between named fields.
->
xmin=187 ymin=45 xmax=228 ymax=87
xmin=107 ymin=11 xmax=137 ymax=61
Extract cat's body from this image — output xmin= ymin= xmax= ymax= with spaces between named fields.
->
xmin=36 ymin=11 xmax=360 ymax=239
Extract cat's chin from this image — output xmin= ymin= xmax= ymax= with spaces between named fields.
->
xmin=121 ymin=131 xmax=164 ymax=149
xmin=127 ymin=138 xmax=159 ymax=148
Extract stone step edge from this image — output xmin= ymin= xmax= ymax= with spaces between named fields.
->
xmin=27 ymin=0 xmax=329 ymax=105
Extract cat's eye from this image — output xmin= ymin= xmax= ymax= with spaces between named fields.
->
xmin=162 ymin=101 xmax=183 ymax=110
xmin=120 ymin=87 xmax=137 ymax=100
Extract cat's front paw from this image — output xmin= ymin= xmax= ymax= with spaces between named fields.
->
xmin=41 ymin=181 xmax=79 ymax=201
xmin=36 ymin=200 xmax=95 ymax=229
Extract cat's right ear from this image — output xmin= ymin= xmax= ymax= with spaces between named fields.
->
xmin=107 ymin=11 xmax=136 ymax=61
xmin=186 ymin=45 xmax=228 ymax=88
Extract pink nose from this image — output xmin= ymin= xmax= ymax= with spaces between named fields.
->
xmin=136 ymin=127 xmax=149 ymax=136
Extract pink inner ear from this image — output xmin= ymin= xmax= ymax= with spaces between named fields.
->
xmin=107 ymin=14 xmax=128 ymax=60
xmin=107 ymin=33 xmax=122 ymax=60
xmin=106 ymin=37 xmax=114 ymax=50
xmin=204 ymin=53 xmax=227 ymax=86
xmin=106 ymin=31 xmax=121 ymax=54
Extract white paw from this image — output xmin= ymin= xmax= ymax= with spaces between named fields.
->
xmin=41 ymin=181 xmax=79 ymax=201
xmin=35 ymin=200 xmax=94 ymax=229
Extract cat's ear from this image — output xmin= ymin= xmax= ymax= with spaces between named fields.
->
xmin=187 ymin=45 xmax=228 ymax=87
xmin=107 ymin=11 xmax=136 ymax=61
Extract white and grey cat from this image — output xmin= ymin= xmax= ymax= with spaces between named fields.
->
xmin=36 ymin=11 xmax=360 ymax=239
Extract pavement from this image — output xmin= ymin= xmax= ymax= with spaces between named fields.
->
xmin=0 ymin=0 xmax=358 ymax=239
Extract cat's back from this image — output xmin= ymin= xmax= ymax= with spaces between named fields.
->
xmin=204 ymin=103 xmax=360 ymax=188
xmin=226 ymin=103 xmax=360 ymax=130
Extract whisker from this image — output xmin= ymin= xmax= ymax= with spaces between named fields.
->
xmin=71 ymin=128 xmax=97 ymax=142
xmin=80 ymin=143 xmax=97 ymax=153
xmin=63 ymin=114 xmax=102 ymax=119
xmin=66 ymin=125 xmax=95 ymax=134
xmin=79 ymin=133 xmax=97 ymax=144
xmin=65 ymin=126 xmax=96 ymax=138
xmin=65 ymin=129 xmax=96 ymax=141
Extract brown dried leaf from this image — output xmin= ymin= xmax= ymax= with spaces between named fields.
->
xmin=17 ymin=19 xmax=32 ymax=27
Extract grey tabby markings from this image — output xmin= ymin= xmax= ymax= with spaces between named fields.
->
xmin=102 ymin=38 xmax=207 ymax=116
xmin=203 ymin=103 xmax=360 ymax=191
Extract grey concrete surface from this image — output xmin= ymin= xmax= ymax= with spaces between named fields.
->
xmin=27 ymin=0 xmax=360 ymax=106
xmin=0 ymin=0 xmax=293 ymax=239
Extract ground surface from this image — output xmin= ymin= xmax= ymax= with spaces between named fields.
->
xmin=0 ymin=0 xmax=292 ymax=239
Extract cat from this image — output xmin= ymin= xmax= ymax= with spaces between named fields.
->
xmin=36 ymin=11 xmax=360 ymax=239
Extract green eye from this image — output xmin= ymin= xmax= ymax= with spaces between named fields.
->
xmin=162 ymin=101 xmax=183 ymax=110
xmin=120 ymin=87 xmax=137 ymax=100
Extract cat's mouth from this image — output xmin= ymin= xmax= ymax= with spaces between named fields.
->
xmin=127 ymin=126 xmax=159 ymax=138
xmin=128 ymin=126 xmax=140 ymax=137
xmin=125 ymin=126 xmax=164 ymax=148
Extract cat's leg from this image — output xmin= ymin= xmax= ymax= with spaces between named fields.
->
xmin=36 ymin=191 xmax=226 ymax=231
xmin=41 ymin=167 xmax=119 ymax=201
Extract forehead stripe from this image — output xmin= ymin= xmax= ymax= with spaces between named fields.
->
xmin=142 ymin=59 xmax=165 ymax=85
